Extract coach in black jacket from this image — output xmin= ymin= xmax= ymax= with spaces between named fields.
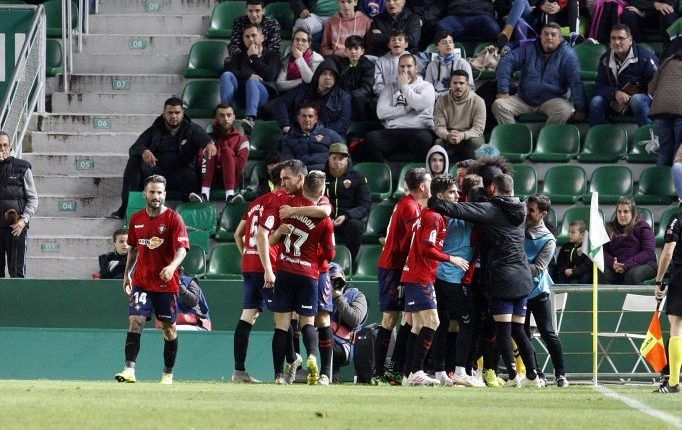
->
xmin=323 ymin=143 xmax=371 ymax=261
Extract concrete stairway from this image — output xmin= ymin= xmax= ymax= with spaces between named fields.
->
xmin=25 ymin=0 xmax=218 ymax=278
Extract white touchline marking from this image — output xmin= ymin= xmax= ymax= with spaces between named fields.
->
xmin=595 ymin=385 xmax=682 ymax=429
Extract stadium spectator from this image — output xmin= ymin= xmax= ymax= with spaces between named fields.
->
xmin=291 ymin=0 xmax=335 ymax=39
xmin=228 ymin=0 xmax=282 ymax=57
xmin=588 ymin=24 xmax=659 ymax=127
xmin=437 ymin=0 xmax=499 ymax=43
xmin=110 ymin=98 xmax=216 ymax=219
xmin=275 ymin=28 xmax=324 ymax=94
xmin=98 ymin=228 xmax=128 ymax=280
xmin=361 ymin=0 xmax=386 ymax=17
xmin=524 ymin=194 xmax=568 ymax=387
xmin=358 ymin=54 xmax=436 ymax=163
xmin=253 ymin=151 xmax=283 ymax=197
xmin=365 ymin=0 xmax=422 ymax=56
xmin=275 ymin=59 xmax=351 ymax=137
xmin=425 ymin=145 xmax=448 ymax=177
xmin=554 ymin=220 xmax=592 ymax=284
xmin=620 ymin=0 xmax=679 ymax=45
xmin=493 ymin=22 xmax=585 ymax=125
xmin=320 ymin=0 xmax=372 ymax=57
xmin=648 ymin=38 xmax=682 ymax=166
xmin=175 ymin=274 xmax=212 ymax=331
xmin=455 ymin=159 xmax=475 ymax=192
xmin=424 ymin=32 xmax=474 ymax=94
xmin=280 ymin=105 xmax=344 ymax=171
xmin=434 ymin=70 xmax=486 ymax=162
xmin=190 ymin=105 xmax=249 ymax=204
xmin=335 ymin=36 xmax=375 ymax=120
xmin=220 ymin=24 xmax=280 ymax=131
xmin=589 ymin=0 xmax=630 ymax=44
xmin=0 ymin=131 xmax=37 ymax=278
xmin=602 ymin=198 xmax=657 ymax=285
xmin=497 ymin=0 xmax=581 ymax=48
xmin=322 ymin=143 xmax=371 ymax=261
xmin=373 ymin=29 xmax=410 ymax=95
xmin=406 ymin=0 xmax=446 ymax=50
xmin=115 ymin=175 xmax=189 ymax=385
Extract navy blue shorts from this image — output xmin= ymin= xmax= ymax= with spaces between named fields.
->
xmin=242 ymin=272 xmax=273 ymax=311
xmin=489 ymin=297 xmax=528 ymax=317
xmin=378 ymin=268 xmax=402 ymax=312
xmin=272 ymin=270 xmax=318 ymax=316
xmin=129 ymin=285 xmax=178 ymax=323
xmin=317 ymin=271 xmax=334 ymax=313
xmin=404 ymin=282 xmax=438 ymax=312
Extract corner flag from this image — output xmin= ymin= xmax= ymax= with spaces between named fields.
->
xmin=640 ymin=307 xmax=668 ymax=373
xmin=581 ymin=193 xmax=610 ymax=272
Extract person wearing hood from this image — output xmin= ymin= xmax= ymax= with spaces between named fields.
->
xmin=320 ymin=0 xmax=372 ymax=57
xmin=323 ymin=143 xmax=371 ymax=261
xmin=111 ymin=97 xmax=216 ymax=219
xmin=524 ymin=194 xmax=568 ymax=388
xmin=428 ymin=173 xmax=542 ymax=387
xmin=424 ymin=32 xmax=474 ymax=94
xmin=434 ymin=69 xmax=486 ymax=162
xmin=275 ymin=59 xmax=352 ymax=138
xmin=425 ymin=145 xmax=449 ymax=176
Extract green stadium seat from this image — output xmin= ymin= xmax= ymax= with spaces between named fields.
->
xmin=313 ymin=0 xmax=340 ymax=15
xmin=176 ymin=202 xmax=218 ymax=234
xmin=542 ymin=165 xmax=587 ymax=204
xmin=576 ymin=124 xmax=627 ymax=163
xmin=207 ymin=1 xmax=246 ymax=39
xmin=215 ymin=202 xmax=249 ymax=241
xmin=354 ymin=162 xmax=392 ymax=202
xmin=516 ymin=113 xmax=548 ymax=123
xmin=347 ymin=121 xmax=384 ymax=139
xmin=546 ymin=207 xmax=557 ymax=230
xmin=244 ymin=162 xmax=266 ymax=200
xmin=188 ymin=229 xmax=211 ymax=251
xmin=610 ymin=207 xmax=654 ymax=229
xmin=656 ymin=207 xmax=682 ymax=245
xmin=205 ymin=244 xmax=243 ymax=279
xmin=44 ymin=0 xmax=78 ymax=38
xmin=265 ymin=2 xmax=295 ymax=40
xmin=183 ymin=245 xmax=207 ymax=277
xmin=332 ymin=245 xmax=353 ymax=276
xmin=489 ymin=124 xmax=533 ymax=162
xmin=512 ymin=165 xmax=537 ymax=199
xmin=586 ymin=166 xmax=633 ymax=204
xmin=583 ymin=81 xmax=596 ymax=101
xmin=634 ymin=166 xmax=676 ymax=205
xmin=557 ymin=205 xmax=604 ymax=245
xmin=354 ymin=244 xmax=382 ymax=280
xmin=364 ymin=203 xmax=394 ymax=243
xmin=528 ymin=124 xmax=580 ymax=162
xmin=184 ymin=40 xmax=228 ymax=79
xmin=249 ymin=121 xmax=282 ymax=159
xmin=46 ymin=39 xmax=63 ymax=77
xmin=181 ymin=80 xmax=221 ymax=119
xmin=575 ymin=43 xmax=607 ymax=80
xmin=124 ymin=192 xmax=146 ymax=227
xmin=392 ymin=162 xmax=422 ymax=199
xmin=626 ymin=125 xmax=658 ymax=163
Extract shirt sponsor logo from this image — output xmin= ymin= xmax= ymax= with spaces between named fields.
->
xmin=135 ymin=224 xmax=144 ymax=228
xmin=178 ymin=236 xmax=189 ymax=243
xmin=138 ymin=237 xmax=164 ymax=249
xmin=301 ymin=305 xmax=313 ymax=309
xmin=158 ymin=224 xmax=166 ymax=234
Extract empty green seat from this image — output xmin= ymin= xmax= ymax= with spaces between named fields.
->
xmin=332 ymin=245 xmax=353 ymax=276
xmin=46 ymin=39 xmax=63 ymax=77
xmin=586 ymin=166 xmax=633 ymax=204
xmin=627 ymin=125 xmax=658 ymax=163
xmin=185 ymin=40 xmax=228 ymax=78
xmin=576 ymin=124 xmax=627 ymax=163
xmin=542 ymin=165 xmax=587 ymax=204
xmin=313 ymin=0 xmax=340 ymax=15
xmin=44 ymin=0 xmax=78 ymax=38
xmin=124 ymin=192 xmax=146 ymax=228
xmin=205 ymin=244 xmax=243 ymax=279
xmin=182 ymin=80 xmax=221 ymax=119
xmin=528 ymin=124 xmax=580 ymax=162
xmin=176 ymin=202 xmax=218 ymax=233
xmin=575 ymin=43 xmax=607 ymax=80
xmin=512 ymin=165 xmax=537 ymax=199
xmin=364 ymin=203 xmax=395 ymax=243
xmin=557 ymin=205 xmax=604 ymax=245
xmin=207 ymin=1 xmax=246 ymax=39
xmin=215 ymin=202 xmax=249 ymax=241
xmin=634 ymin=166 xmax=676 ymax=205
xmin=657 ymin=207 xmax=682 ymax=245
xmin=392 ymin=162 xmax=422 ymax=199
xmin=354 ymin=163 xmax=392 ymax=202
xmin=354 ymin=244 xmax=382 ymax=280
xmin=265 ymin=2 xmax=295 ymax=40
xmin=183 ymin=245 xmax=207 ymax=277
xmin=188 ymin=229 xmax=211 ymax=251
xmin=249 ymin=121 xmax=282 ymax=159
xmin=489 ymin=124 xmax=533 ymax=162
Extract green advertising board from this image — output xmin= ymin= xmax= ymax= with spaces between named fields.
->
xmin=0 ymin=7 xmax=35 ymax=107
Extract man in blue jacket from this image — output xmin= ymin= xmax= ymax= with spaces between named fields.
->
xmin=492 ymin=22 xmax=585 ymax=125
xmin=589 ymin=24 xmax=659 ymax=127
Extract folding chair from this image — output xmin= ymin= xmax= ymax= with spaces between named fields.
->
xmin=529 ymin=292 xmax=568 ymax=373
xmin=597 ymin=294 xmax=665 ymax=376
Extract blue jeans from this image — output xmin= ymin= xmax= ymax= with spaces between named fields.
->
xmin=588 ymin=93 xmax=652 ymax=127
xmin=219 ymin=72 xmax=269 ymax=117
xmin=505 ymin=0 xmax=534 ymax=27
xmin=656 ymin=117 xmax=682 ymax=166
xmin=437 ymin=15 xmax=500 ymax=41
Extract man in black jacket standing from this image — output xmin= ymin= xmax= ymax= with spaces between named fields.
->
xmin=428 ymin=173 xmax=542 ymax=387
xmin=323 ymin=143 xmax=371 ymax=261
xmin=110 ymin=98 xmax=216 ymax=219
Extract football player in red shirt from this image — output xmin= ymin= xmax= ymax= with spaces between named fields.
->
xmin=115 ymin=175 xmax=189 ymax=385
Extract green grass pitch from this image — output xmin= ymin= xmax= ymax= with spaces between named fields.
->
xmin=1 ymin=381 xmax=681 ymax=429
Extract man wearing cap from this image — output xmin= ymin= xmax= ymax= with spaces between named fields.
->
xmin=322 ymin=143 xmax=371 ymax=262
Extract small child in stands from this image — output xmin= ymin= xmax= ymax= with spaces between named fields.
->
xmin=554 ymin=220 xmax=592 ymax=283
xmin=97 ymin=228 xmax=128 ymax=279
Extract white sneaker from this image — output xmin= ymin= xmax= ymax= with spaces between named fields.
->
xmin=160 ymin=373 xmax=173 ymax=385
xmin=452 ymin=373 xmax=486 ymax=388
xmin=283 ymin=353 xmax=302 ymax=385
xmin=232 ymin=369 xmax=261 ymax=383
xmin=435 ymin=371 xmax=454 ymax=386
xmin=521 ymin=375 xmax=545 ymax=388
xmin=407 ymin=370 xmax=441 ymax=386
xmin=188 ymin=192 xmax=204 ymax=203
xmin=505 ymin=374 xmax=524 ymax=387
xmin=318 ymin=374 xmax=330 ymax=386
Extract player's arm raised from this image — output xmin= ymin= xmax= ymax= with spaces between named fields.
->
xmin=234 ymin=219 xmax=247 ymax=254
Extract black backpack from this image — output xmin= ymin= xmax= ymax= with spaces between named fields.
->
xmin=353 ymin=323 xmax=378 ymax=383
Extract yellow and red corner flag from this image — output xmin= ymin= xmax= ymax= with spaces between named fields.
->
xmin=640 ymin=308 xmax=668 ymax=373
